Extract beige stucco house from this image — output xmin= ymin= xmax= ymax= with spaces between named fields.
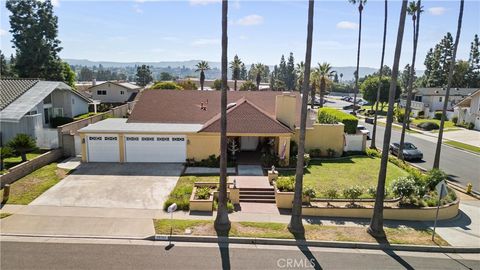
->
xmin=89 ymin=81 xmax=141 ymax=103
xmin=78 ymin=90 xmax=344 ymax=164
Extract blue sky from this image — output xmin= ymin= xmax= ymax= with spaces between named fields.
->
xmin=0 ymin=0 xmax=478 ymax=69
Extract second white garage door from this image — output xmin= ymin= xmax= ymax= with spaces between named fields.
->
xmin=124 ymin=135 xmax=187 ymax=163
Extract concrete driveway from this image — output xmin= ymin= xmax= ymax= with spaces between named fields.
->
xmin=30 ymin=163 xmax=183 ymax=209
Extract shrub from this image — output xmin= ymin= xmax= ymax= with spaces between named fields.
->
xmin=327 ymin=148 xmax=336 ymax=157
xmin=276 ymin=177 xmax=295 ymax=192
xmin=227 ymin=201 xmax=235 ymax=213
xmin=163 ymin=197 xmax=190 ymax=211
xmin=342 ymin=186 xmax=363 ymax=203
xmin=394 ymin=108 xmax=410 ymax=123
xmin=317 ymin=108 xmax=358 ymax=134
xmin=303 ymin=154 xmax=311 ymax=166
xmin=452 ymin=116 xmax=458 ymax=124
xmin=367 ymin=186 xmax=377 ymax=198
xmin=417 ymin=111 xmax=425 ymax=118
xmin=261 ymin=152 xmax=278 ymax=167
xmin=239 ymin=80 xmax=256 ymax=91
xmin=417 ymin=121 xmax=439 ymax=131
xmin=177 ymin=79 xmax=197 ymax=90
xmin=425 ymin=169 xmax=447 ymax=191
xmin=309 ymin=148 xmax=322 ymax=158
xmin=195 ymin=187 xmax=211 ymax=200
xmin=303 ymin=186 xmax=316 ymax=198
xmin=434 ymin=111 xmax=443 ymax=120
xmin=317 ymin=111 xmax=338 ymax=124
xmin=151 ymin=81 xmax=183 ymax=90
xmin=51 ymin=116 xmax=74 ymax=128
xmin=7 ymin=134 xmax=37 ymax=162
xmin=325 ymin=188 xmax=338 ymax=199
xmin=467 ymin=122 xmax=475 ymax=130
xmin=391 ymin=176 xmax=417 ymax=199
xmin=366 ymin=148 xmax=381 ymax=158
xmin=290 ymin=141 xmax=298 ymax=157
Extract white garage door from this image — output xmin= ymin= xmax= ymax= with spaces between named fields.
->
xmin=87 ymin=135 xmax=120 ymax=162
xmin=125 ymin=135 xmax=186 ymax=163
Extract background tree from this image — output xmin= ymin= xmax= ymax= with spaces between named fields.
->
xmin=78 ymin=66 xmax=94 ymax=82
xmin=339 ymin=73 xmax=344 ymax=81
xmin=289 ymin=0 xmax=314 ymax=234
xmin=6 ymin=0 xmax=65 ymax=81
xmin=467 ymin=34 xmax=479 ymax=87
xmin=295 ymin=62 xmax=305 ymax=91
xmin=160 ymin=72 xmax=174 ymax=81
xmin=349 ymin=0 xmax=367 ymax=114
xmin=254 ymin=63 xmax=265 ymax=90
xmin=195 ymin=61 xmax=210 ymax=91
xmin=278 ymin=55 xmax=287 ymax=87
xmin=368 ymin=0 xmax=408 ymax=238
xmin=247 ymin=63 xmax=255 ymax=81
xmin=240 ymin=63 xmax=248 ymax=80
xmin=135 ymin=65 xmax=153 ymax=87
xmin=310 ymin=69 xmax=319 ymax=109
xmin=0 ymin=146 xmax=14 ymax=171
xmin=361 ymin=76 xmax=401 ymax=110
xmin=230 ymin=54 xmax=243 ymax=91
xmin=7 ymin=134 xmax=37 ymax=162
xmin=434 ymin=0 xmax=464 ymax=169
xmin=214 ymin=0 xmax=231 ymax=232
xmin=61 ymin=62 xmax=76 ymax=87
xmin=240 ymin=80 xmax=256 ymax=91
xmin=177 ymin=79 xmax=198 ymax=90
xmin=286 ymin=52 xmax=296 ymax=90
xmin=316 ymin=62 xmax=336 ymax=108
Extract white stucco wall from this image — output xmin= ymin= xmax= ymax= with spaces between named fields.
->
xmin=90 ymin=83 xmax=137 ymax=103
xmin=70 ymin=93 xmax=89 ymax=117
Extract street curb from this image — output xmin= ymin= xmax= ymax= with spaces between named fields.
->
xmin=0 ymin=233 xmax=154 ymax=241
xmin=154 ymin=235 xmax=480 ymax=253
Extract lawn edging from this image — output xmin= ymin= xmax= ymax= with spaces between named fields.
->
xmin=154 ymin=234 xmax=480 ymax=253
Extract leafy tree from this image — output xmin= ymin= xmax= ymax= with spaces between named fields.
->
xmin=6 ymin=0 xmax=63 ymax=81
xmin=0 ymin=50 xmax=16 ymax=78
xmin=135 ymin=65 xmax=153 ymax=87
xmin=247 ymin=63 xmax=255 ymax=81
xmin=467 ymin=34 xmax=480 ymax=87
xmin=286 ymin=52 xmax=296 ymax=90
xmin=177 ymin=79 xmax=197 ymax=90
xmin=61 ymin=62 xmax=76 ymax=87
xmin=195 ymin=61 xmax=210 ymax=91
xmin=78 ymin=66 xmax=94 ymax=82
xmin=151 ymin=81 xmax=182 ymax=90
xmin=240 ymin=63 xmax=247 ymax=80
xmin=7 ymin=134 xmax=37 ymax=162
xmin=360 ymin=76 xmax=401 ymax=110
xmin=160 ymin=72 xmax=174 ymax=81
xmin=229 ymin=54 xmax=242 ymax=91
xmin=278 ymin=55 xmax=287 ymax=87
xmin=0 ymin=146 xmax=14 ymax=171
xmin=333 ymin=73 xmax=339 ymax=83
xmin=239 ymin=80 xmax=256 ymax=91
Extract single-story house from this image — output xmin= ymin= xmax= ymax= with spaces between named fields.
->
xmin=400 ymin=87 xmax=475 ymax=118
xmin=454 ymin=89 xmax=480 ymax=130
xmin=89 ymin=81 xmax=141 ymax=103
xmin=78 ymin=90 xmax=345 ymax=164
xmin=0 ymin=79 xmax=92 ymax=148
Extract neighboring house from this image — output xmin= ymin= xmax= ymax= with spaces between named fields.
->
xmin=400 ymin=88 xmax=476 ymax=118
xmin=176 ymin=78 xmax=270 ymax=90
xmin=79 ymin=90 xmax=345 ymax=164
xmin=454 ymin=89 xmax=480 ymax=130
xmin=0 ymin=79 xmax=92 ymax=148
xmin=89 ymin=81 xmax=141 ymax=103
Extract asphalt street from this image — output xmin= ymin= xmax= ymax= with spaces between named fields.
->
xmin=1 ymin=239 xmax=479 ymax=270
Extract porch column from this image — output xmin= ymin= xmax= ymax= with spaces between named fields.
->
xmin=278 ymin=136 xmax=291 ymax=166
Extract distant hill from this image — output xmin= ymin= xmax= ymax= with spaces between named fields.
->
xmin=65 ymin=59 xmax=421 ymax=81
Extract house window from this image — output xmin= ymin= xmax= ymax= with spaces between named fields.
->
xmin=44 ymin=108 xmax=50 ymax=124
xmin=120 ymin=91 xmax=124 ymax=95
xmin=97 ymin=90 xmax=107 ymax=95
xmin=414 ymin=96 xmax=422 ymax=102
xmin=439 ymin=97 xmax=443 ymax=102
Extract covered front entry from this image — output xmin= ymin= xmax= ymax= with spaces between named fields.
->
xmin=124 ymin=135 xmax=187 ymax=163
xmin=229 ymin=135 xmax=291 ymax=166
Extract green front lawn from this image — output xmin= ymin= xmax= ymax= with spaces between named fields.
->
xmin=279 ymin=156 xmax=409 ymax=198
xmin=1 ymin=150 xmax=46 ymax=174
xmin=1 ymin=163 xmax=70 ymax=205
xmin=445 ymin=141 xmax=480 ymax=154
xmin=74 ymin=112 xmax=99 ymax=120
xmin=411 ymin=119 xmax=455 ymax=129
xmin=163 ymin=176 xmax=219 ymax=211
xmin=153 ymin=219 xmax=448 ymax=246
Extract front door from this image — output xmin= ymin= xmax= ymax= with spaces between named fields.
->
xmin=240 ymin=137 xmax=259 ymax=151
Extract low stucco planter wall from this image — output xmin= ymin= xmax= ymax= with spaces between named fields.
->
xmin=189 ymin=187 xmax=214 ymax=212
xmin=301 ymin=200 xmax=459 ymax=221
xmin=275 ymin=189 xmax=294 ymax=209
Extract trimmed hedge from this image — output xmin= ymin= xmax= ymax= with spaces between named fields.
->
xmin=317 ymin=108 xmax=358 ymax=134
xmin=51 ymin=116 xmax=73 ymax=128
xmin=418 ymin=121 xmax=439 ymax=131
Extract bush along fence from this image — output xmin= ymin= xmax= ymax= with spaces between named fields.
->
xmin=0 ymin=149 xmax=64 ymax=188
xmin=317 ymin=107 xmax=358 ymax=134
xmin=273 ymin=151 xmax=459 ymax=221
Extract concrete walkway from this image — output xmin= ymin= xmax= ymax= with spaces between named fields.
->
xmin=237 ymin=165 xmax=264 ymax=176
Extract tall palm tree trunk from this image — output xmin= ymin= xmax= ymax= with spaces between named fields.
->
xmin=214 ymin=0 xmax=231 ymax=232
xmin=310 ymin=82 xmax=316 ymax=109
xmin=200 ymin=72 xmax=205 ymax=91
xmin=399 ymin=0 xmax=421 ymax=160
xmin=352 ymin=2 xmax=363 ymax=115
xmin=433 ymin=0 xmax=464 ymax=169
xmin=371 ymin=0 xmax=388 ymax=149
xmin=319 ymin=80 xmax=325 ymax=108
xmin=368 ymin=0 xmax=408 ymax=238
xmin=234 ymin=79 xmax=237 ymax=91
xmin=288 ymin=0 xmax=314 ymax=234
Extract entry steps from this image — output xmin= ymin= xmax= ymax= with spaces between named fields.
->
xmin=239 ymin=187 xmax=275 ymax=203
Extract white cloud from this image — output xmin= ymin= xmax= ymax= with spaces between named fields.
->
xmin=189 ymin=0 xmax=220 ymax=6
xmin=428 ymin=7 xmax=447 ymax=16
xmin=191 ymin=38 xmax=220 ymax=46
xmin=133 ymin=4 xmax=143 ymax=13
xmin=236 ymin=14 xmax=264 ymax=26
xmin=336 ymin=21 xmax=358 ymax=30
xmin=0 ymin=28 xmax=6 ymax=36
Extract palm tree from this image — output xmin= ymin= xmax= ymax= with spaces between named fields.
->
xmin=368 ymin=0 xmax=408 ymax=238
xmin=195 ymin=60 xmax=210 ymax=91
xmin=295 ymin=62 xmax=305 ymax=91
xmin=398 ymin=0 xmax=423 ymax=160
xmin=214 ymin=0 xmax=231 ymax=232
xmin=317 ymin=62 xmax=335 ymax=108
xmin=288 ymin=0 xmax=314 ymax=234
xmin=370 ymin=0 xmax=388 ymax=149
xmin=349 ymin=0 xmax=366 ymax=115
xmin=310 ymin=68 xmax=319 ymax=108
xmin=230 ymin=54 xmax=242 ymax=91
xmin=433 ymin=0 xmax=464 ymax=169
xmin=254 ymin=63 xmax=265 ymax=90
